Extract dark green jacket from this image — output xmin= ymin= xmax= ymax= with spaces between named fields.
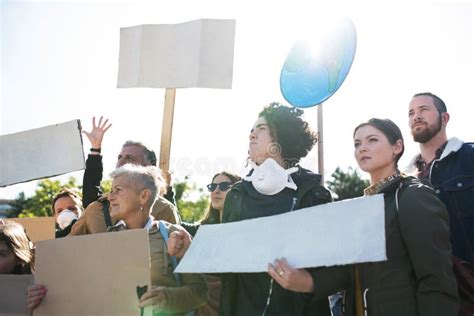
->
xmin=219 ymin=167 xmax=333 ymax=316
xmin=310 ymin=176 xmax=459 ymax=316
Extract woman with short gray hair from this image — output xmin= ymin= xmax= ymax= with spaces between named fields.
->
xmin=28 ymin=164 xmax=208 ymax=315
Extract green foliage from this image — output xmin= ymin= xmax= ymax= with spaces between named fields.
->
xmin=100 ymin=179 xmax=112 ymax=195
xmin=326 ymin=167 xmax=370 ymax=201
xmin=9 ymin=177 xmax=81 ymax=218
xmin=173 ymin=177 xmax=209 ymax=223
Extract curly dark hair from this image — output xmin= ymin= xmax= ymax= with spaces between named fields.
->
xmin=258 ymin=102 xmax=317 ymax=165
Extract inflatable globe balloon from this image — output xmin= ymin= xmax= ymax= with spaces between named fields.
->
xmin=280 ymin=18 xmax=357 ymax=108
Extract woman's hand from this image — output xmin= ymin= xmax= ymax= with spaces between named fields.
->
xmin=27 ymin=284 xmax=47 ymax=311
xmin=167 ymin=229 xmax=191 ymax=258
xmin=138 ymin=286 xmax=166 ymax=311
xmin=268 ymin=258 xmax=314 ymax=293
xmin=82 ymin=116 xmax=112 ymax=150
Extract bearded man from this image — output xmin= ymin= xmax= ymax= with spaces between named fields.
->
xmin=407 ymin=92 xmax=474 ymax=263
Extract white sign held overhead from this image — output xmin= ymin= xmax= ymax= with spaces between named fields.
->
xmin=176 ymin=195 xmax=386 ymax=273
xmin=0 ymin=120 xmax=85 ymax=187
xmin=117 ymin=19 xmax=236 ymax=89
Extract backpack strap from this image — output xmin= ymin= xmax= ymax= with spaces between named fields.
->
xmin=157 ymin=221 xmax=196 ymax=316
xmin=158 ymin=221 xmax=181 ymax=286
xmin=100 ymin=199 xmax=113 ymax=228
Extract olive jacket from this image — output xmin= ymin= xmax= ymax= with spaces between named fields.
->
xmin=309 ymin=176 xmax=459 ymax=316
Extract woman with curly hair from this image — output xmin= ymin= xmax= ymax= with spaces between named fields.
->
xmin=0 ymin=220 xmax=34 ymax=274
xmin=219 ymin=102 xmax=333 ymax=316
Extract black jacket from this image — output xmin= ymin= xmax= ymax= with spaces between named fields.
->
xmin=219 ymin=167 xmax=332 ymax=316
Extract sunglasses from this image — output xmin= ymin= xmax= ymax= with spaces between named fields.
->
xmin=207 ymin=182 xmax=232 ymax=192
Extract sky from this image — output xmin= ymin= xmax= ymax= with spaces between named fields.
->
xmin=1 ymin=0 xmax=473 ymax=200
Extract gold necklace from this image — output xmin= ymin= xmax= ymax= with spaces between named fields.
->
xmin=364 ymin=173 xmax=400 ymax=196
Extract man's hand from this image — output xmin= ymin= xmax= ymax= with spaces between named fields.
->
xmin=82 ymin=116 xmax=112 ymax=151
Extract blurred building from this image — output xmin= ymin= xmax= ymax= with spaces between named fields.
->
xmin=0 ymin=199 xmax=15 ymax=218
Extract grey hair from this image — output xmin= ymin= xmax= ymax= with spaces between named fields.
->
xmin=122 ymin=140 xmax=157 ymax=166
xmin=109 ymin=164 xmax=165 ymax=207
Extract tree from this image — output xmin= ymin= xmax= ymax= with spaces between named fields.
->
xmin=7 ymin=192 xmax=29 ymax=218
xmin=173 ymin=177 xmax=209 ymax=223
xmin=326 ymin=167 xmax=369 ymax=201
xmin=9 ymin=177 xmax=81 ymax=218
xmin=100 ymin=179 xmax=112 ymax=195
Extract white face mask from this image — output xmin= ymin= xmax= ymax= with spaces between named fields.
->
xmin=244 ymin=158 xmax=298 ymax=195
xmin=57 ymin=209 xmax=78 ymax=230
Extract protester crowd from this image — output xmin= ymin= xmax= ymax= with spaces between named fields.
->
xmin=1 ymin=93 xmax=473 ymax=316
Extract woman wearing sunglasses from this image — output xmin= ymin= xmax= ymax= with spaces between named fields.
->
xmin=204 ymin=172 xmax=242 ymax=224
xmin=181 ymin=171 xmax=241 ymax=237
xmin=179 ymin=171 xmax=240 ymax=316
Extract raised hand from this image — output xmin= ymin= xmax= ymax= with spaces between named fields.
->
xmin=82 ymin=116 xmax=112 ymax=149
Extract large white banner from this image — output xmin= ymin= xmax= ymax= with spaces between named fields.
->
xmin=176 ymin=195 xmax=386 ymax=273
xmin=117 ymin=19 xmax=236 ymax=89
xmin=0 ymin=120 xmax=85 ymax=187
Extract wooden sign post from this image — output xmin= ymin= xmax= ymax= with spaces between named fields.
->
xmin=160 ymin=88 xmax=177 ymax=171
xmin=317 ymin=104 xmax=324 ymax=183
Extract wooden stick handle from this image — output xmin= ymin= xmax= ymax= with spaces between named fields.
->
xmin=159 ymin=88 xmax=176 ymax=172
xmin=317 ymin=103 xmax=324 ymax=183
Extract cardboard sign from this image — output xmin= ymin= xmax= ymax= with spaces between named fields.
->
xmin=0 ymin=274 xmax=33 ymax=316
xmin=117 ymin=19 xmax=235 ymax=89
xmin=9 ymin=217 xmax=55 ymax=242
xmin=34 ymin=229 xmax=151 ymax=316
xmin=176 ymin=195 xmax=386 ymax=273
xmin=0 ymin=120 xmax=85 ymax=187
